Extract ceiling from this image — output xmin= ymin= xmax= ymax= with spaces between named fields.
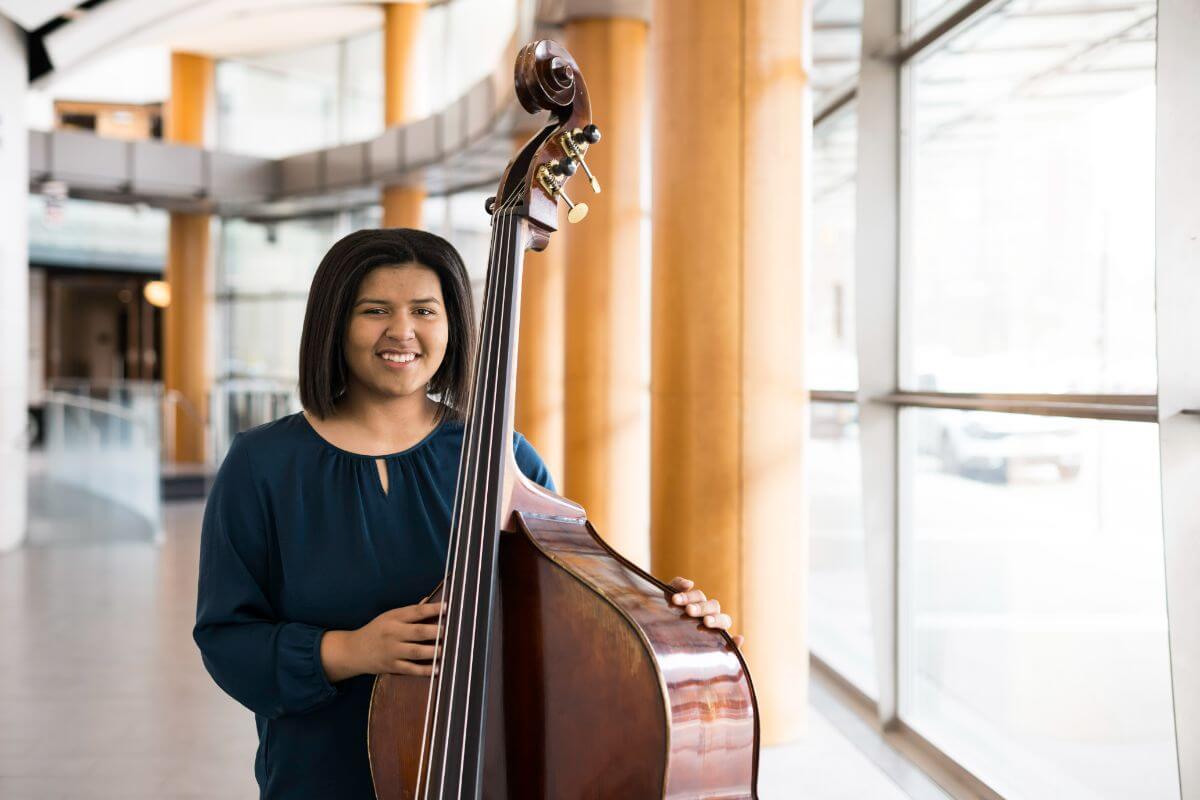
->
xmin=7 ymin=0 xmax=428 ymax=85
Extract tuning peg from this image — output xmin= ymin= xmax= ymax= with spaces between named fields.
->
xmin=484 ymin=196 xmax=496 ymax=215
xmin=535 ymin=161 xmax=589 ymax=223
xmin=576 ymin=157 xmax=601 ymax=194
xmin=560 ymin=127 xmax=602 ymax=194
xmin=560 ymin=190 xmax=588 ymax=223
xmin=574 ymin=124 xmax=601 ymax=146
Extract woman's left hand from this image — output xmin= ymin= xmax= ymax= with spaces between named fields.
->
xmin=668 ymin=576 xmax=745 ymax=649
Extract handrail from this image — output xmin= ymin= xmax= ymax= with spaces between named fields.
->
xmin=42 ymin=389 xmax=149 ymax=426
xmin=872 ymin=391 xmax=1157 ymax=423
xmin=40 ymin=382 xmax=163 ymax=543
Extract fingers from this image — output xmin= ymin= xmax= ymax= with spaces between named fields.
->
xmin=396 ymin=602 xmax=445 ymax=622
xmin=683 ymin=598 xmax=720 ymax=618
xmin=389 ymin=660 xmax=435 ymax=677
xmin=671 ymin=588 xmax=707 ymax=607
xmin=702 ymin=613 xmax=733 ymax=631
xmin=397 ymin=642 xmax=437 ymax=661
xmin=668 ymin=576 xmax=694 ymax=593
xmin=405 ymin=623 xmax=443 ymax=642
xmin=732 ymin=634 xmax=745 ymax=649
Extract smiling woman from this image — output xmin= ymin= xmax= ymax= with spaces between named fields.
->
xmin=192 ymin=227 xmax=557 ymax=799
xmin=298 ymin=227 xmax=476 ymax=429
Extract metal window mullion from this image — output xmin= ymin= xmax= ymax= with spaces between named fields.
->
xmin=1155 ymin=2 xmax=1200 ymax=797
xmin=855 ymin=0 xmax=903 ymax=725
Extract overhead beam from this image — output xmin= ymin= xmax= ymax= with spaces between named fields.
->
xmin=26 ymin=73 xmax=546 ymax=220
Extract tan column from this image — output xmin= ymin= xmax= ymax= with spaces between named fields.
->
xmin=165 ymin=52 xmax=213 ymax=464
xmin=562 ymin=9 xmax=650 ymax=566
xmin=383 ymin=2 xmax=425 ymax=228
xmin=650 ymin=0 xmax=809 ymax=744
xmin=515 ymin=193 xmax=566 ymax=485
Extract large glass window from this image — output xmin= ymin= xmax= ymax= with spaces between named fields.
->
xmin=899 ymin=408 xmax=1177 ymax=799
xmin=812 ymin=0 xmax=864 ymax=107
xmin=215 ymin=1 xmax=520 ymax=158
xmin=810 ymin=104 xmax=858 ymax=391
xmin=809 ymin=1 xmax=870 ymax=702
xmin=340 ymin=30 xmax=385 ymax=143
xmin=904 ymin=2 xmax=1157 ymax=394
xmin=893 ymin=2 xmax=1176 ymax=796
xmin=28 ymin=197 xmax=166 ymax=272
xmin=217 ymin=41 xmax=343 ymax=158
xmin=216 ymin=216 xmax=339 ymax=380
xmin=808 ymin=401 xmax=875 ymax=698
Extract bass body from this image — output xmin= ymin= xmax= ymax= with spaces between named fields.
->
xmin=368 ymin=474 xmax=759 ymax=800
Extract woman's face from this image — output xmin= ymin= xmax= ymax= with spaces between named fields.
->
xmin=343 ymin=263 xmax=449 ymax=403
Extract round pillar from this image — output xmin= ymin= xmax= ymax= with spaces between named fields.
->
xmin=383 ymin=2 xmax=426 ymax=228
xmin=562 ymin=5 xmax=651 ymax=566
xmin=650 ymin=0 xmax=810 ymax=743
xmin=165 ymin=52 xmax=213 ymax=464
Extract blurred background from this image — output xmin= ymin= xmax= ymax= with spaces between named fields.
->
xmin=1 ymin=0 xmax=1199 ymax=798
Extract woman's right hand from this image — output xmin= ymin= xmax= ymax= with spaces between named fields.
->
xmin=321 ymin=601 xmax=444 ymax=682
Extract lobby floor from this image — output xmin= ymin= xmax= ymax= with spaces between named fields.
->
xmin=0 ymin=494 xmax=939 ymax=799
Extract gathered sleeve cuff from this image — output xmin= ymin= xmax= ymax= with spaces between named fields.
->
xmin=193 ymin=434 xmax=339 ymax=720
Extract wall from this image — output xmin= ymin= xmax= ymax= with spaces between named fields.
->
xmin=0 ymin=16 xmax=27 ymax=552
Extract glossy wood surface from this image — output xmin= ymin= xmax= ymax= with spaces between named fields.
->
xmin=369 ymin=468 xmax=758 ymax=799
xmin=516 ymin=508 xmax=759 ymax=798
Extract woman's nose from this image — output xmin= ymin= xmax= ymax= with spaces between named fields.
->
xmin=384 ymin=319 xmax=416 ymax=341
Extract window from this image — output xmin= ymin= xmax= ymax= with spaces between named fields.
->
xmin=809 ymin=401 xmax=874 ymax=697
xmin=808 ymin=1 xmax=872 ymax=700
xmin=904 ymin=2 xmax=1157 ymax=394
xmin=900 ymin=409 xmax=1175 ymax=799
xmin=810 ymin=104 xmax=858 ymax=391
xmin=892 ymin=1 xmax=1178 ymax=796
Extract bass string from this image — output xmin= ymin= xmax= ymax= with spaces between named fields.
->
xmin=439 ymin=192 xmax=521 ymax=798
xmin=417 ymin=189 xmax=512 ymax=800
xmin=416 ymin=189 xmax=515 ymax=799
xmin=449 ymin=188 xmax=522 ymax=798
xmin=417 ymin=188 xmax=516 ymax=799
xmin=416 ymin=189 xmax=522 ymax=800
xmin=436 ymin=192 xmax=520 ymax=798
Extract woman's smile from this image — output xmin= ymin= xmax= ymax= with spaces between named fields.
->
xmin=377 ymin=348 xmax=422 ymax=369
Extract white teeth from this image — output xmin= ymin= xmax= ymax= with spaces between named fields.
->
xmin=381 ymin=352 xmax=417 ymax=363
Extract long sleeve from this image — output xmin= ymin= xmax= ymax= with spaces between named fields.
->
xmin=193 ymin=434 xmax=338 ymax=720
xmin=514 ymin=432 xmax=556 ymax=492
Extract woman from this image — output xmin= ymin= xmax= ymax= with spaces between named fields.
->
xmin=193 ymin=228 xmax=736 ymax=799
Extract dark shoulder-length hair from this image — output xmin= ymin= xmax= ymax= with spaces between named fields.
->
xmin=299 ymin=228 xmax=476 ymax=424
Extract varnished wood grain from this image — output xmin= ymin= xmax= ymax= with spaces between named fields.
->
xmin=517 ymin=513 xmax=759 ymax=799
xmin=369 ymin=475 xmax=759 ymax=799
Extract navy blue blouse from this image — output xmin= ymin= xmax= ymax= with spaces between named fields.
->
xmin=193 ymin=412 xmax=553 ymax=799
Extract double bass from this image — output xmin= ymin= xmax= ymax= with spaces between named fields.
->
xmin=367 ymin=40 xmax=760 ymax=800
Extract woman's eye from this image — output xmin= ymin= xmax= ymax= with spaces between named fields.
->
xmin=415 ymin=308 xmax=435 ymax=317
xmin=364 ymin=308 xmax=387 ymax=315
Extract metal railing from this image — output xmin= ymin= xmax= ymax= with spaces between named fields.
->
xmin=41 ymin=386 xmax=163 ymax=541
xmin=211 ymin=377 xmax=301 ymax=462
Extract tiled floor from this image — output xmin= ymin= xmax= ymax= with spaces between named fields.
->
xmin=0 ymin=491 xmax=931 ymax=799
